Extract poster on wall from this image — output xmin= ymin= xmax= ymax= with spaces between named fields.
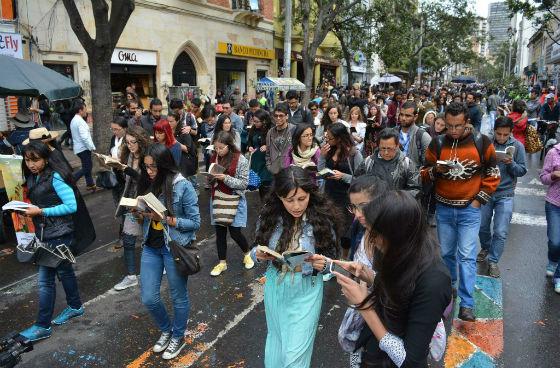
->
xmin=0 ymin=155 xmax=35 ymax=245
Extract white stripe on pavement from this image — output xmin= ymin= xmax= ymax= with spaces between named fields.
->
xmin=528 ymin=178 xmax=544 ymax=186
xmin=515 ymin=187 xmax=547 ymax=197
xmin=511 ymin=213 xmax=547 ymax=227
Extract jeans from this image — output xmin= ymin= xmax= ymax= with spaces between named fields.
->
xmin=488 ymin=111 xmax=497 ymax=131
xmin=36 ymin=235 xmax=82 ymax=328
xmin=140 ymin=245 xmax=189 ymax=339
xmin=122 ymin=233 xmax=137 ymax=275
xmin=73 ymin=150 xmax=94 ymax=186
xmin=479 ymin=196 xmax=514 ymax=263
xmin=215 ymin=225 xmax=249 ymax=260
xmin=545 ymin=201 xmax=560 ymax=279
xmin=436 ymin=203 xmax=481 ymax=308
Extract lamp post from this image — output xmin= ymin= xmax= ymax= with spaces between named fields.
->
xmin=507 ymin=26 xmax=516 ymax=78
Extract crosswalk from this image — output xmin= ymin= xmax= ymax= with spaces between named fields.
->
xmin=511 ymin=176 xmax=548 ymax=227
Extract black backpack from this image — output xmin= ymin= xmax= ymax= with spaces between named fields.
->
xmin=434 ymin=132 xmax=486 ymax=165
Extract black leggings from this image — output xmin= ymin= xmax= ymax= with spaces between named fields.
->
xmin=215 ymin=225 xmax=249 ymax=260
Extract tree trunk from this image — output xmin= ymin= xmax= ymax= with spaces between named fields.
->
xmin=303 ymin=58 xmax=315 ymax=105
xmin=340 ymin=37 xmax=353 ymax=87
xmin=88 ymin=52 xmax=113 ymax=154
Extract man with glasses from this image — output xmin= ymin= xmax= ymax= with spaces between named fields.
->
xmin=140 ymin=98 xmax=165 ymax=135
xmin=265 ymin=104 xmax=296 ymax=174
xmin=420 ymin=102 xmax=500 ymax=322
xmin=394 ymin=101 xmax=431 ymax=168
xmin=285 ymin=90 xmax=312 ymax=126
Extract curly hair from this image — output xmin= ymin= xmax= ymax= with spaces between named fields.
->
xmin=254 ymin=166 xmax=340 ymax=269
xmin=120 ymin=126 xmax=151 ymax=164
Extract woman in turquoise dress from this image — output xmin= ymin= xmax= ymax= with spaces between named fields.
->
xmin=251 ymin=166 xmax=340 ymax=367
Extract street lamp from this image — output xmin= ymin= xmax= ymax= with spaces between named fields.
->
xmin=507 ymin=26 xmax=516 ymax=78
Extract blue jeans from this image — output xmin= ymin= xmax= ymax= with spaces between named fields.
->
xmin=479 ymin=196 xmax=514 ymax=263
xmin=122 ymin=234 xmax=137 ymax=275
xmin=545 ymin=201 xmax=560 ymax=279
xmin=488 ymin=111 xmax=497 ymax=131
xmin=140 ymin=245 xmax=190 ymax=339
xmin=73 ymin=150 xmax=94 ymax=186
xmin=436 ymin=203 xmax=481 ymax=308
xmin=36 ymin=235 xmax=82 ymax=328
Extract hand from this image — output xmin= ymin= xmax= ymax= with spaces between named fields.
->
xmin=144 ymin=211 xmax=163 ymax=222
xmin=330 ymin=170 xmax=344 ymax=180
xmin=305 ymin=254 xmax=329 ymax=272
xmin=471 ymin=200 xmax=481 ymax=208
xmin=135 ymin=110 xmax=142 ymax=118
xmin=551 ymin=170 xmax=560 ymax=179
xmin=334 ymin=271 xmax=369 ymax=306
xmin=213 ymin=174 xmax=226 ymax=181
xmin=255 ymin=249 xmax=276 ymax=261
xmin=24 ymin=207 xmax=43 ymax=217
xmin=248 ymin=147 xmax=256 ymax=153
xmin=501 ymin=157 xmax=513 ymax=164
xmin=332 ymin=260 xmax=374 ymax=284
xmin=260 ymin=145 xmax=267 ymax=152
xmin=435 ymin=164 xmax=450 ymax=174
xmin=320 ymin=143 xmax=331 ymax=157
xmin=166 ymin=216 xmax=177 ymax=227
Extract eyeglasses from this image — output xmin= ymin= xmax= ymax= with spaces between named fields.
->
xmin=111 ymin=127 xmax=124 ymax=132
xmin=347 ymin=202 xmax=368 ymax=213
xmin=126 ymin=140 xmax=138 ymax=145
xmin=445 ymin=124 xmax=466 ymax=131
xmin=274 ymin=114 xmax=286 ymax=118
xmin=325 ymin=135 xmax=335 ymax=142
xmin=310 ymin=107 xmax=318 ymax=111
xmin=144 ymin=164 xmax=157 ymax=170
xmin=379 ymin=147 xmax=397 ymax=152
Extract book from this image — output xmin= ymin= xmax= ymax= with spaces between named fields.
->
xmin=496 ymin=146 xmax=515 ymax=161
xmin=317 ymin=168 xmax=335 ymax=178
xmin=436 ymin=160 xmax=459 ymax=168
xmin=256 ymin=245 xmax=312 ymax=271
xmin=197 ymin=138 xmax=211 ymax=144
xmin=205 ymin=144 xmax=215 ymax=151
xmin=118 ymin=192 xmax=167 ymax=220
xmin=200 ymin=163 xmax=226 ymax=178
xmin=94 ymin=153 xmax=125 ymax=169
xmin=2 ymin=201 xmax=38 ymax=212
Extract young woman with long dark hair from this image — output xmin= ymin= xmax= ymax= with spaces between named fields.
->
xmin=334 ymin=191 xmax=452 ymax=367
xmin=153 ymin=119 xmax=182 ymax=167
xmin=315 ymin=104 xmax=349 ymax=144
xmin=212 ymin=114 xmax=241 ymax=151
xmin=113 ymin=126 xmax=151 ymax=291
xmin=251 ymin=166 xmax=340 ymax=367
xmin=136 ymin=143 xmax=200 ymax=360
xmin=209 ymin=131 xmax=253 ymax=276
xmin=167 ymin=112 xmax=198 ymax=191
xmin=319 ymin=122 xmax=363 ymax=258
xmin=247 ymin=109 xmax=273 ymax=200
xmin=284 ymin=124 xmax=321 ymax=169
xmin=364 ymin=104 xmax=387 ymax=157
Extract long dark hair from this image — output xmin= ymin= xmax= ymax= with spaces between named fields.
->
xmin=326 ymin=122 xmax=355 ymax=162
xmin=320 ymin=104 xmax=342 ymax=127
xmin=248 ymin=109 xmax=272 ymax=145
xmin=254 ymin=166 xmax=340 ymax=268
xmin=357 ymin=191 xmax=439 ymax=335
xmin=213 ymin=131 xmax=240 ymax=170
xmin=120 ymin=126 xmax=151 ymax=164
xmin=137 ymin=144 xmax=179 ymax=214
xmin=214 ymin=114 xmax=232 ymax=136
xmin=291 ymin=123 xmax=318 ymax=157
xmin=22 ymin=141 xmax=74 ymax=185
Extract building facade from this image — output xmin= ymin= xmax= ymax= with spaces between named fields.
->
xmin=487 ymin=1 xmax=514 ymax=58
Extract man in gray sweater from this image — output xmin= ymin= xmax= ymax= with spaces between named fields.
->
xmin=266 ymin=103 xmax=296 ymax=174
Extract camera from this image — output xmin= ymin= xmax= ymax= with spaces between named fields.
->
xmin=0 ymin=332 xmax=33 ymax=368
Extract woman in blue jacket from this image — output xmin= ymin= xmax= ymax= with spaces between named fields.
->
xmin=136 ymin=143 xmax=201 ymax=360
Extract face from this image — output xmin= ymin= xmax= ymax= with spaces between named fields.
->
xmin=111 ymin=123 xmax=126 ymax=138
xmin=215 ymin=141 xmax=230 ymax=157
xmin=378 ymin=137 xmax=398 ymax=161
xmin=125 ymin=134 xmax=139 ymax=154
xmin=310 ymin=105 xmax=319 ymax=117
xmin=151 ymin=104 xmax=163 ymax=120
xmin=434 ymin=118 xmax=446 ymax=133
xmin=349 ymin=191 xmax=370 ymax=226
xmin=24 ymin=154 xmax=46 ymax=174
xmin=222 ymin=118 xmax=232 ymax=132
xmin=191 ymin=104 xmax=200 ymax=114
xmin=328 ymin=107 xmax=339 ymax=122
xmin=274 ymin=111 xmax=288 ymax=128
xmin=354 ymin=88 xmax=361 ymax=97
xmin=127 ymin=93 xmax=134 ymax=101
xmin=350 ymin=111 xmax=360 ymax=122
xmin=154 ymin=130 xmax=166 ymax=144
xmin=494 ymin=126 xmax=512 ymax=145
xmin=466 ymin=94 xmax=475 ymax=104
xmin=144 ymin=156 xmax=157 ymax=180
xmin=287 ymin=98 xmax=298 ymax=110
xmin=530 ymin=91 xmax=537 ymax=99
xmin=425 ymin=113 xmax=435 ymax=126
xmin=370 ymin=106 xmax=378 ymax=117
xmin=279 ymin=187 xmax=310 ymax=218
xmin=445 ymin=113 xmax=467 ymax=140
xmin=222 ymin=103 xmax=232 ymax=116
xmin=399 ymin=107 xmax=416 ymax=127
xmin=167 ymin=116 xmax=177 ymax=130
xmin=129 ymin=102 xmax=138 ymax=114
xmin=299 ymin=128 xmax=314 ymax=149
xmin=172 ymin=107 xmax=182 ymax=115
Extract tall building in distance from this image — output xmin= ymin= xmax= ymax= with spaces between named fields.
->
xmin=487 ymin=1 xmax=515 ymax=58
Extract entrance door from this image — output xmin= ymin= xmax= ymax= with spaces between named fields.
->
xmin=172 ymin=52 xmax=197 ymax=86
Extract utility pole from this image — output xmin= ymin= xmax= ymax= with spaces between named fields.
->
xmin=283 ymin=0 xmax=292 ymax=78
xmin=417 ymin=13 xmax=423 ymax=86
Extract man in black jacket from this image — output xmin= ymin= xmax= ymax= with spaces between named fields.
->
xmin=286 ymin=90 xmax=312 ymax=125
xmin=139 ymin=98 xmax=165 ymax=135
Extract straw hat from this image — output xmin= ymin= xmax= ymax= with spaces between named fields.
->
xmin=23 ymin=127 xmax=59 ymax=145
xmin=10 ymin=112 xmax=34 ymax=128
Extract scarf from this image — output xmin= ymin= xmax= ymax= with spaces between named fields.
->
xmin=292 ymin=145 xmax=318 ymax=167
xmin=210 ymin=152 xmax=240 ymax=198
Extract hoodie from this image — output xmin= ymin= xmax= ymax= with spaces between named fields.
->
xmin=540 ymin=143 xmax=560 ymax=207
xmin=508 ymin=111 xmax=527 ymax=146
xmin=492 ymin=135 xmax=527 ymax=198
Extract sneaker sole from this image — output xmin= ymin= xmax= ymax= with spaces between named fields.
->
xmin=153 ymin=340 xmax=171 ymax=353
xmin=26 ymin=333 xmax=52 ymax=342
xmin=52 ymin=312 xmax=84 ymax=326
xmin=162 ymin=343 xmax=186 ymax=360
xmin=114 ymin=282 xmax=139 ymax=291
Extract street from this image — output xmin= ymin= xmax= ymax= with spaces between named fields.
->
xmin=0 ymin=152 xmax=558 ymax=368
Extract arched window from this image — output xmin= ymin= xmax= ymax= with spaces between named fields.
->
xmin=172 ymin=52 xmax=197 ymax=86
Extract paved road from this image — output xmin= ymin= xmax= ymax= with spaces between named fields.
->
xmin=0 ymin=152 xmax=558 ymax=368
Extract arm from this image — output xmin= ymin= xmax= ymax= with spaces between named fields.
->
xmin=540 ymin=149 xmax=558 ymax=185
xmin=265 ymin=130 xmax=272 ymax=171
xmin=224 ymin=155 xmax=249 ymax=190
xmin=419 ymin=139 xmax=437 ymax=183
xmin=78 ymin=121 xmax=96 ymax=151
xmin=175 ymin=180 xmax=201 ymax=232
xmin=420 ymin=132 xmax=432 ymax=159
xmin=477 ymin=138 xmax=500 ymax=205
xmin=404 ymin=160 xmax=421 ymax=194
xmin=506 ymin=142 xmax=527 ymax=178
xmin=340 ymin=152 xmax=363 ymax=184
xmin=42 ymin=173 xmax=77 ymax=217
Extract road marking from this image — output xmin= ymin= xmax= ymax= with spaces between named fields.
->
xmin=511 ymin=213 xmax=547 ymax=227
xmin=528 ymin=178 xmax=544 ymax=186
xmin=514 ymin=187 xmax=546 ymax=197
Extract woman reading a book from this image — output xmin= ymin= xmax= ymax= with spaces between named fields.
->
xmin=167 ymin=112 xmax=198 ymax=190
xmin=333 ymin=191 xmax=452 ymax=368
xmin=136 ymin=143 xmax=200 ymax=360
xmin=247 ymin=109 xmax=273 ymax=200
xmin=153 ymin=119 xmax=182 ymax=168
xmin=251 ymin=165 xmax=340 ymax=368
xmin=208 ymin=131 xmax=253 ymax=276
xmin=112 ymin=126 xmax=151 ymax=292
xmin=212 ymin=114 xmax=241 ymax=151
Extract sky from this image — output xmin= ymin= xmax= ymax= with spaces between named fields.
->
xmin=476 ymin=0 xmax=489 ymax=18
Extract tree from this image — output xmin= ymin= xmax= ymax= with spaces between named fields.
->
xmin=298 ymin=0 xmax=359 ymax=103
xmin=62 ymin=0 xmax=135 ymax=153
xmin=506 ymin=0 xmax=560 ymax=45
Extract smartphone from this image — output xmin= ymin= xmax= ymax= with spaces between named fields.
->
xmin=329 ymin=262 xmax=358 ymax=280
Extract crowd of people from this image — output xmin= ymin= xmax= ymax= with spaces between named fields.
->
xmin=7 ymin=80 xmax=560 ymax=367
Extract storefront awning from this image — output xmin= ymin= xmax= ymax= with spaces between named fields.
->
xmin=256 ymin=77 xmax=306 ymax=92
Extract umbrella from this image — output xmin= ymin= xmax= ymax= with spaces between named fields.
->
xmin=0 ymin=55 xmax=81 ymax=100
xmin=451 ymin=75 xmax=476 ymax=84
xmin=378 ymin=73 xmax=402 ymax=84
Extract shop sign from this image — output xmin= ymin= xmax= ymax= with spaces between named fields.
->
xmin=111 ymin=48 xmax=157 ymax=66
xmin=0 ymin=32 xmax=22 ymax=59
xmin=291 ymin=52 xmax=340 ymax=66
xmin=217 ymin=42 xmax=274 ymax=60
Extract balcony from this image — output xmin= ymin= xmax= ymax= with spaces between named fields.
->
xmin=232 ymin=0 xmax=263 ymax=27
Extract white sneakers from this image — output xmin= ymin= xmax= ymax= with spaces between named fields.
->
xmin=113 ymin=275 xmax=138 ymax=291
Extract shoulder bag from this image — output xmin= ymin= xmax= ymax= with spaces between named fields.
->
xmin=164 ymin=225 xmax=200 ymax=276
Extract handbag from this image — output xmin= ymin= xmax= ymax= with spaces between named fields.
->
xmin=16 ymin=226 xmax=75 ymax=268
xmin=96 ymin=170 xmax=118 ymax=189
xmin=246 ymin=152 xmax=261 ymax=191
xmin=524 ymin=124 xmax=543 ymax=153
xmin=164 ymin=226 xmax=200 ymax=276
xmin=212 ymin=189 xmax=240 ymax=226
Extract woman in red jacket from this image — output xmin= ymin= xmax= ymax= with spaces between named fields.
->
xmin=508 ymin=100 xmax=527 ymax=146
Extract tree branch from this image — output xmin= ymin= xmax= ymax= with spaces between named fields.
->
xmin=109 ymin=0 xmax=136 ymax=49
xmin=61 ymin=0 xmax=94 ymax=53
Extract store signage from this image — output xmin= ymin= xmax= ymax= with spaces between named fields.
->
xmin=0 ymin=33 xmax=22 ymax=59
xmin=217 ymin=42 xmax=274 ymax=60
xmin=292 ymin=52 xmax=340 ymax=66
xmin=111 ymin=48 xmax=157 ymax=66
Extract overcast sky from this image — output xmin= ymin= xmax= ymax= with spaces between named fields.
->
xmin=476 ymin=0 xmax=490 ymax=17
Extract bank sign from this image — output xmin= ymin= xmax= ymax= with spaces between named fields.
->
xmin=111 ymin=48 xmax=157 ymax=66
xmin=218 ymin=42 xmax=274 ymax=60
xmin=0 ymin=33 xmax=23 ymax=59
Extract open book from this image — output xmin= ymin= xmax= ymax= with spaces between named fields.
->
xmin=496 ymin=146 xmax=515 ymax=161
xmin=118 ymin=193 xmax=167 ymax=220
xmin=317 ymin=168 xmax=335 ymax=178
xmin=256 ymin=245 xmax=312 ymax=271
xmin=198 ymin=138 xmax=211 ymax=144
xmin=200 ymin=163 xmax=226 ymax=178
xmin=2 ymin=201 xmax=38 ymax=212
xmin=94 ymin=153 xmax=125 ymax=169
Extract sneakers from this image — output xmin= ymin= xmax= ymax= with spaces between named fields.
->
xmin=52 ymin=306 xmax=84 ymax=325
xmin=488 ymin=262 xmax=500 ymax=278
xmin=114 ymin=275 xmax=138 ymax=291
xmin=86 ymin=184 xmax=98 ymax=192
xmin=554 ymin=278 xmax=560 ymax=294
xmin=477 ymin=249 xmax=489 ymax=262
xmin=546 ymin=262 xmax=558 ymax=277
xmin=153 ymin=332 xmax=172 ymax=353
xmin=243 ymin=254 xmax=255 ymax=270
xmin=163 ymin=337 xmax=186 ymax=360
xmin=458 ymin=307 xmax=476 ymax=322
xmin=210 ymin=262 xmax=227 ymax=276
xmin=19 ymin=325 xmax=51 ymax=342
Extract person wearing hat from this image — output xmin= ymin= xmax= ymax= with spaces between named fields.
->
xmin=23 ymin=127 xmax=72 ymax=173
xmin=542 ymin=93 xmax=560 ymax=123
xmin=7 ymin=112 xmax=34 ymax=155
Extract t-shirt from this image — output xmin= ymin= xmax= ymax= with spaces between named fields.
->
xmin=147 ymin=220 xmax=165 ymax=248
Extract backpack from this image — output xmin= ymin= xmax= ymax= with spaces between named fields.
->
xmin=434 ymin=132 xmax=486 ymax=165
xmin=394 ymin=126 xmax=428 ymax=166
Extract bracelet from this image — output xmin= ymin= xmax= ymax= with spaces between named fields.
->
xmin=320 ymin=260 xmax=328 ymax=273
